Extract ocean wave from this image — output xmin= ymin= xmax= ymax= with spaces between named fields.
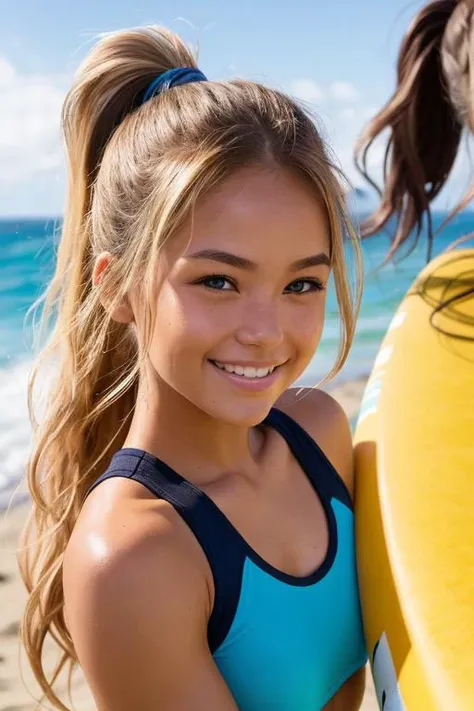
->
xmin=0 ymin=359 xmax=33 ymax=509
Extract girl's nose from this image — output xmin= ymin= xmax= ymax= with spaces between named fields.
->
xmin=235 ymin=301 xmax=284 ymax=349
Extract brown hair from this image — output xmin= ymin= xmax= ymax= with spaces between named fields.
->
xmin=355 ymin=0 xmax=474 ymax=262
xmin=18 ymin=25 xmax=362 ymax=710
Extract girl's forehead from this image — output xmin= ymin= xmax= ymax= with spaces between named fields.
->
xmin=161 ymin=166 xmax=331 ymax=267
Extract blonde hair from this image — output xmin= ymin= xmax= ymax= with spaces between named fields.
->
xmin=18 ymin=25 xmax=362 ymax=710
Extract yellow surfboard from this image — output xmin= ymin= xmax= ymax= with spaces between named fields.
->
xmin=354 ymin=249 xmax=474 ymax=710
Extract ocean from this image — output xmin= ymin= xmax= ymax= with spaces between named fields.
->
xmin=1 ymin=211 xmax=473 ymax=509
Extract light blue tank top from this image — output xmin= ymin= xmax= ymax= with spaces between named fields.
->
xmin=87 ymin=407 xmax=367 ymax=710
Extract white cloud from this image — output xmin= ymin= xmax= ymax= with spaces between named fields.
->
xmin=0 ymin=57 xmax=67 ymax=185
xmin=339 ymin=107 xmax=357 ymax=122
xmin=322 ymin=102 xmax=386 ymax=196
xmin=288 ymin=78 xmax=325 ymax=104
xmin=329 ymin=81 xmax=361 ymax=102
xmin=0 ymin=57 xmax=16 ymax=84
xmin=288 ymin=78 xmax=364 ymax=108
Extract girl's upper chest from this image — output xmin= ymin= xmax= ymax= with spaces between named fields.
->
xmin=199 ymin=432 xmax=330 ymax=579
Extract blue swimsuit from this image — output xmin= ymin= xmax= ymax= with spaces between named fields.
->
xmin=86 ymin=407 xmax=367 ymax=710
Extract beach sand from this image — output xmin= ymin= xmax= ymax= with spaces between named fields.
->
xmin=0 ymin=376 xmax=377 ymax=710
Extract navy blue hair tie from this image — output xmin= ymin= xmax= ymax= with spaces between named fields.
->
xmin=141 ymin=67 xmax=207 ymax=104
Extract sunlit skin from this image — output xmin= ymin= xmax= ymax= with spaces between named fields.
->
xmin=94 ymin=165 xmax=331 ymax=484
xmin=83 ymin=165 xmax=366 ymax=710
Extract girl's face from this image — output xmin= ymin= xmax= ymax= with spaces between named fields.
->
xmin=144 ymin=165 xmax=331 ymax=426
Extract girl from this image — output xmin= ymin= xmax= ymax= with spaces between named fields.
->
xmin=20 ymin=25 xmax=367 ymax=711
xmin=355 ymin=0 xmax=474 ymax=260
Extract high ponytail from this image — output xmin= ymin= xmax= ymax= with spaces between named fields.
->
xmin=18 ymin=27 xmax=198 ymax=711
xmin=354 ymin=0 xmax=473 ymax=262
xmin=18 ymin=24 xmax=362 ymax=710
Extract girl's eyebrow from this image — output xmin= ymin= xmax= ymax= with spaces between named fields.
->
xmin=185 ymin=249 xmax=330 ymax=271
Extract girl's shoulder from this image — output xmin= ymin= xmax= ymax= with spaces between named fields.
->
xmin=62 ymin=477 xmax=236 ymax=709
xmin=63 ymin=475 xmax=214 ymax=633
xmin=274 ymin=386 xmax=354 ymax=500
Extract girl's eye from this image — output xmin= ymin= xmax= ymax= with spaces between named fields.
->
xmin=198 ymin=275 xmax=235 ymax=291
xmin=284 ymin=278 xmax=326 ymax=294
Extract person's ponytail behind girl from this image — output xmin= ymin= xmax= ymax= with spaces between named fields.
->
xmin=18 ymin=28 xmax=198 ymax=711
xmin=355 ymin=0 xmax=474 ymax=261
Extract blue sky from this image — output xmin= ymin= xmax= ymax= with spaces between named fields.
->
xmin=0 ymin=0 xmax=471 ymax=216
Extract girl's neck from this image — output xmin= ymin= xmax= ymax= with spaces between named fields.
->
xmin=122 ymin=371 xmax=268 ymax=487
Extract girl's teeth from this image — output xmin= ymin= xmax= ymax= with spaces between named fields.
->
xmin=213 ymin=361 xmax=275 ymax=378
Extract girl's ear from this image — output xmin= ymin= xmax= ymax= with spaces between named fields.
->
xmin=93 ymin=252 xmax=135 ymax=324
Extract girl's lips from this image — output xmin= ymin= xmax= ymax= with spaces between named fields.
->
xmin=208 ymin=360 xmax=282 ymax=392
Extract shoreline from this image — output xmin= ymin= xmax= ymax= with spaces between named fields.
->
xmin=0 ymin=375 xmax=376 ymax=710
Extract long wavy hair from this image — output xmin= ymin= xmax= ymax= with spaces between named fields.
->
xmin=355 ymin=0 xmax=474 ymax=262
xmin=18 ymin=25 xmax=363 ymax=710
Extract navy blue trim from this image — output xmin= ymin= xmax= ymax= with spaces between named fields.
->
xmin=87 ymin=440 xmax=337 ymax=588
xmin=85 ymin=450 xmax=245 ymax=653
xmin=266 ymin=407 xmax=353 ymax=510
xmin=83 ymin=406 xmax=350 ymax=647
xmin=128 ymin=442 xmax=336 ymax=587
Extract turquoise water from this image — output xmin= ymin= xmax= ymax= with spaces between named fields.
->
xmin=0 ymin=212 xmax=472 ymax=506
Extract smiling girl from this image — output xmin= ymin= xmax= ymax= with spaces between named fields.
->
xmin=19 ymin=25 xmax=367 ymax=711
